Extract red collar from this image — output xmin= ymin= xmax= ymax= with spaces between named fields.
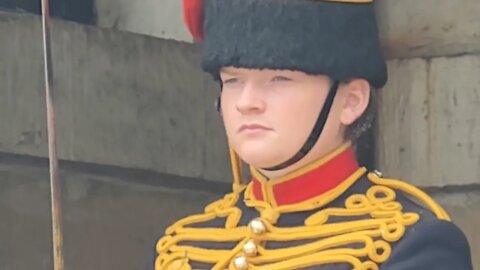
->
xmin=249 ymin=144 xmax=360 ymax=207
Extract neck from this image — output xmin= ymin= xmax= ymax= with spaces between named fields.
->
xmin=258 ymin=138 xmax=347 ymax=180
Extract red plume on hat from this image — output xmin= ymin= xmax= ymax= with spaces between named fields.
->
xmin=183 ymin=0 xmax=204 ymax=41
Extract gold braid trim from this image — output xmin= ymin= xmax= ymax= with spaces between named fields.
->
xmin=155 ymin=170 xmax=450 ymax=270
xmin=156 ymin=189 xmax=246 ymax=270
xmin=367 ymin=172 xmax=450 ymax=221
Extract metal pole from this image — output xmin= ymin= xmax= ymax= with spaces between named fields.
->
xmin=41 ymin=0 xmax=64 ymax=269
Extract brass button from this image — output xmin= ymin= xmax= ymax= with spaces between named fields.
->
xmin=373 ymin=170 xmax=383 ymax=177
xmin=243 ymin=240 xmax=258 ymax=256
xmin=233 ymin=255 xmax=248 ymax=270
xmin=249 ymin=218 xmax=266 ymax=235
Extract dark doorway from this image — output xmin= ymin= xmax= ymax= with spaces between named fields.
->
xmin=0 ymin=0 xmax=95 ymax=24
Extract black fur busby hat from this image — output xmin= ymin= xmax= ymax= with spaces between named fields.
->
xmin=184 ymin=0 xmax=387 ymax=88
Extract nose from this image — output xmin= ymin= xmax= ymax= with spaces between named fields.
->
xmin=236 ymin=82 xmax=266 ymax=114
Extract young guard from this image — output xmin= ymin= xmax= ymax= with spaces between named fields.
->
xmin=152 ymin=0 xmax=473 ymax=269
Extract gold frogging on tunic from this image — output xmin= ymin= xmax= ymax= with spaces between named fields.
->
xmin=155 ymin=170 xmax=450 ymax=270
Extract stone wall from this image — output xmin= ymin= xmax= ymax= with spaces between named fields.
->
xmin=95 ymin=0 xmax=191 ymax=42
xmin=0 ymin=11 xmax=231 ymax=184
xmin=0 ymin=155 xmax=223 ymax=270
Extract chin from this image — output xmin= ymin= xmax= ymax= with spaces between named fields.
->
xmin=235 ymin=144 xmax=284 ymax=168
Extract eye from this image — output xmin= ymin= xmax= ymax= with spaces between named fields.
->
xmin=222 ymin=78 xmax=239 ymax=85
xmin=272 ymin=76 xmax=292 ymax=82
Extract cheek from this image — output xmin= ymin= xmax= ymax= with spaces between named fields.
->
xmin=220 ymin=94 xmax=239 ymax=137
xmin=272 ymin=93 xmax=323 ymax=137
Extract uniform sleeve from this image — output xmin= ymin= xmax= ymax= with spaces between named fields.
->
xmin=381 ymin=219 xmax=473 ymax=270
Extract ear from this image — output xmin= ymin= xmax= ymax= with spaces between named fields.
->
xmin=339 ymin=79 xmax=370 ymax=125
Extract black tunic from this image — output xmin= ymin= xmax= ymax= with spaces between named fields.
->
xmin=151 ymin=171 xmax=472 ymax=270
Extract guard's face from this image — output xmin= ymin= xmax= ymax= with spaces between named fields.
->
xmin=220 ymin=67 xmax=346 ymax=170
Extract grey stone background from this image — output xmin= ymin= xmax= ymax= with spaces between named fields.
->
xmin=1 ymin=0 xmax=479 ymax=268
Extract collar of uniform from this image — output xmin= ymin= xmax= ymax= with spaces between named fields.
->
xmin=249 ymin=143 xmax=360 ymax=207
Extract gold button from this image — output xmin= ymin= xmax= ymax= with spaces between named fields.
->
xmin=233 ymin=255 xmax=248 ymax=270
xmin=249 ymin=218 xmax=266 ymax=235
xmin=243 ymin=240 xmax=258 ymax=256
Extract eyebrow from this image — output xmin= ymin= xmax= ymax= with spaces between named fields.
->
xmin=219 ymin=68 xmax=240 ymax=76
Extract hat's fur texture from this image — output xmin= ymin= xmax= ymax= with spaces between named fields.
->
xmin=201 ymin=0 xmax=387 ymax=88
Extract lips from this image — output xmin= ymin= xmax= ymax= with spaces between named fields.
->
xmin=238 ymin=123 xmax=273 ymax=133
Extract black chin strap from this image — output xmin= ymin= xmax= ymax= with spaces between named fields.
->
xmin=262 ymin=80 xmax=340 ymax=171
